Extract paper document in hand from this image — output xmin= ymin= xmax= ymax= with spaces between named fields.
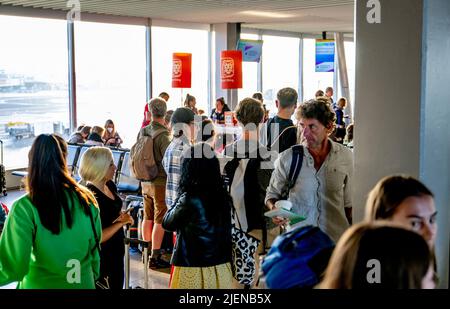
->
xmin=264 ymin=207 xmax=306 ymax=225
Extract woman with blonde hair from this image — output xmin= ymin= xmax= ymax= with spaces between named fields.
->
xmin=103 ymin=119 xmax=122 ymax=147
xmin=79 ymin=146 xmax=133 ymax=289
xmin=0 ymin=134 xmax=101 ymax=288
xmin=318 ymin=222 xmax=434 ymax=289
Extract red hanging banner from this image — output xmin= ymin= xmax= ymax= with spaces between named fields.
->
xmin=221 ymin=50 xmax=243 ymax=89
xmin=172 ymin=53 xmax=192 ymax=88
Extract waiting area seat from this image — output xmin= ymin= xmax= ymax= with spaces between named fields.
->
xmin=10 ymin=144 xmax=141 ymax=197
xmin=117 ymin=151 xmax=140 ymax=194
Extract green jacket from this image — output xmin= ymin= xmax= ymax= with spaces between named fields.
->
xmin=0 ymin=193 xmax=101 ymax=289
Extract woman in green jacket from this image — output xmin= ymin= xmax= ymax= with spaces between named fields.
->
xmin=0 ymin=134 xmax=102 ymax=289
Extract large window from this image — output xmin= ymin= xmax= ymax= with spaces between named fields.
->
xmin=75 ymin=21 xmax=146 ymax=149
xmin=302 ymin=38 xmax=334 ymax=101
xmin=152 ymin=26 xmax=209 ymax=113
xmin=262 ymin=35 xmax=300 ymax=118
xmin=238 ymin=33 xmax=259 ymax=103
xmin=0 ymin=15 xmax=68 ymax=169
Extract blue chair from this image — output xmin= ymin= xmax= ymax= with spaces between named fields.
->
xmin=117 ymin=151 xmax=140 ymax=193
xmin=111 ymin=149 xmax=124 ymax=183
xmin=73 ymin=146 xmax=90 ymax=182
xmin=67 ymin=144 xmax=81 ymax=175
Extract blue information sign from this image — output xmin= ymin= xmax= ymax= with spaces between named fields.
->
xmin=315 ymin=40 xmax=335 ymax=72
xmin=236 ymin=39 xmax=263 ymax=62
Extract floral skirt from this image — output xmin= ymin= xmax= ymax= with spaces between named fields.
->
xmin=170 ymin=262 xmax=233 ymax=289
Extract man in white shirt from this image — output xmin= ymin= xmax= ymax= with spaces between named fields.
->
xmin=265 ymin=98 xmax=353 ymax=242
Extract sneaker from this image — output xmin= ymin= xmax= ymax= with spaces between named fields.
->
xmin=148 ymin=257 xmax=171 ymax=269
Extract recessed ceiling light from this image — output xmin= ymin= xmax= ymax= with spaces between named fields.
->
xmin=240 ymin=11 xmax=294 ymax=18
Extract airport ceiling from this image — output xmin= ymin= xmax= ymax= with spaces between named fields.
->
xmin=0 ymin=0 xmax=354 ymax=34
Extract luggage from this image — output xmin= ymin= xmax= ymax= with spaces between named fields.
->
xmin=125 ymin=196 xmax=144 ymax=250
xmin=124 ymin=225 xmax=149 ymax=289
xmin=0 ymin=140 xmax=7 ymax=196
xmin=260 ymin=225 xmax=335 ymax=289
xmin=125 ymin=195 xmax=173 ymax=254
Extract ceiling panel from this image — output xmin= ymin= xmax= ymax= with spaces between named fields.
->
xmin=0 ymin=0 xmax=354 ymax=33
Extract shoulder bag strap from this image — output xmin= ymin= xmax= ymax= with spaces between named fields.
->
xmin=282 ymin=145 xmax=304 ymax=198
xmin=88 ymin=206 xmax=101 ymax=254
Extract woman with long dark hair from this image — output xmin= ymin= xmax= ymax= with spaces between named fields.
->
xmin=0 ymin=134 xmax=101 ymax=289
xmin=162 ymin=143 xmax=233 ymax=288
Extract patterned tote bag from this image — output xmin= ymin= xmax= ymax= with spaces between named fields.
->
xmin=231 ymin=205 xmax=261 ymax=286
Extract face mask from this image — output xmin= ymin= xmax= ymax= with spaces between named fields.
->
xmin=107 ymin=128 xmax=113 ymax=133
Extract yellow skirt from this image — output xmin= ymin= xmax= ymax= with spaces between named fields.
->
xmin=170 ymin=262 xmax=233 ymax=289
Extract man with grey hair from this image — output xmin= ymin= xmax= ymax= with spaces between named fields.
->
xmin=263 ymin=87 xmax=298 ymax=153
xmin=265 ymin=98 xmax=353 ymax=243
xmin=140 ymin=97 xmax=172 ymax=269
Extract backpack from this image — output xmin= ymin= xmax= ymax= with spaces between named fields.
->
xmin=261 ymin=225 xmax=335 ymax=289
xmin=130 ymin=127 xmax=165 ymax=181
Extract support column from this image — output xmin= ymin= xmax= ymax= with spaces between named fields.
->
xmin=67 ymin=21 xmax=77 ymax=132
xmin=421 ymin=0 xmax=450 ymax=289
xmin=354 ymin=0 xmax=450 ymax=287
xmin=212 ymin=23 xmax=240 ymax=110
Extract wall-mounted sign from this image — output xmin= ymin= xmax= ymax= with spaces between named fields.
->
xmin=315 ymin=40 xmax=335 ymax=72
xmin=172 ymin=53 xmax=192 ymax=88
xmin=236 ymin=39 xmax=263 ymax=62
xmin=220 ymin=50 xmax=243 ymax=89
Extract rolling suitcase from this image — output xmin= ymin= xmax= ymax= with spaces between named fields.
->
xmin=124 ymin=224 xmax=149 ymax=289
xmin=0 ymin=140 xmax=7 ymax=197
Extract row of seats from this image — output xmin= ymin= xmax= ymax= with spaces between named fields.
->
xmin=12 ymin=144 xmax=141 ymax=194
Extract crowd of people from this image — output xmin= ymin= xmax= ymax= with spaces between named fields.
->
xmin=0 ymin=86 xmax=439 ymax=290
xmin=68 ymin=120 xmax=123 ymax=148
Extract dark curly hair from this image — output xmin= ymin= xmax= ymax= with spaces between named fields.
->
xmin=295 ymin=97 xmax=336 ymax=129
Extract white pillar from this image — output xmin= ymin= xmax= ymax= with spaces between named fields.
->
xmin=355 ymin=0 xmax=450 ymax=287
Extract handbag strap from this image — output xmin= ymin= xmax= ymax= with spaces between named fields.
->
xmin=230 ymin=199 xmax=244 ymax=231
xmin=269 ymin=125 xmax=297 ymax=150
xmin=88 ymin=206 xmax=101 ymax=254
